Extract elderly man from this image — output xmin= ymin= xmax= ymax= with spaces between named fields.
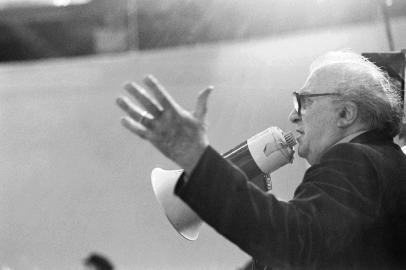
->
xmin=117 ymin=51 xmax=406 ymax=269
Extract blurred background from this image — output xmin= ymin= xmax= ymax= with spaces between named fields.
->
xmin=0 ymin=0 xmax=405 ymax=270
xmin=0 ymin=0 xmax=405 ymax=61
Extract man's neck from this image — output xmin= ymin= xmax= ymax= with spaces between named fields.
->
xmin=334 ymin=130 xmax=367 ymax=145
xmin=307 ymin=127 xmax=368 ymax=165
xmin=335 ymin=123 xmax=369 ymax=144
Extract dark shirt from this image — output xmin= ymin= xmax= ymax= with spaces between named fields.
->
xmin=175 ymin=130 xmax=406 ymax=269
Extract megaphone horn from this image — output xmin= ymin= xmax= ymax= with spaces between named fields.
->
xmin=151 ymin=168 xmax=202 ymax=240
xmin=151 ymin=127 xmax=296 ymax=241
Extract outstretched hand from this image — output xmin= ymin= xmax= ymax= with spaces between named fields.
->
xmin=116 ymin=75 xmax=213 ymax=174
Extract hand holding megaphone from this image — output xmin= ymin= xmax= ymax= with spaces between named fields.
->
xmin=151 ymin=126 xmax=296 ymax=240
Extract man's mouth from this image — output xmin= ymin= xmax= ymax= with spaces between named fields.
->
xmin=295 ymin=129 xmax=304 ymax=140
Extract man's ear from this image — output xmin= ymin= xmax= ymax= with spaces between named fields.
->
xmin=337 ymin=101 xmax=358 ymax=128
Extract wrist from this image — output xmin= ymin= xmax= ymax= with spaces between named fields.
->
xmin=179 ymin=142 xmax=208 ymax=175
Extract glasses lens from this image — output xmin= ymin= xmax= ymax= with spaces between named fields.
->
xmin=293 ymin=93 xmax=300 ymax=115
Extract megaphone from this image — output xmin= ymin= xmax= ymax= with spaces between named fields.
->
xmin=151 ymin=126 xmax=297 ymax=240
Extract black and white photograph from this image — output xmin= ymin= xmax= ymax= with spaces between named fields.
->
xmin=0 ymin=0 xmax=405 ymax=269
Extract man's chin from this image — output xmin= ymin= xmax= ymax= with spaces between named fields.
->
xmin=296 ymin=146 xmax=307 ymax=159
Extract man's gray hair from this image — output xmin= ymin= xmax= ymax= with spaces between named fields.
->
xmin=311 ymin=50 xmax=403 ymax=137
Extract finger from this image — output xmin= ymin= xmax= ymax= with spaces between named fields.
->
xmin=116 ymin=96 xmax=144 ymax=121
xmin=120 ymin=117 xmax=150 ymax=139
xmin=116 ymin=97 xmax=155 ymax=129
xmin=143 ymin=75 xmax=176 ymax=110
xmin=124 ymin=82 xmax=163 ymax=117
xmin=194 ymin=86 xmax=214 ymax=122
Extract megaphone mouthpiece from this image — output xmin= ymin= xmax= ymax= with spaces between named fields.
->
xmin=283 ymin=131 xmax=297 ymax=148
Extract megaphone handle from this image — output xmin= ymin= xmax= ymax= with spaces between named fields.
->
xmin=264 ymin=173 xmax=272 ymax=191
xmin=262 ymin=173 xmax=272 ymax=191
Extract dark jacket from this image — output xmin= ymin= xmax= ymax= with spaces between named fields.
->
xmin=175 ymin=130 xmax=406 ymax=269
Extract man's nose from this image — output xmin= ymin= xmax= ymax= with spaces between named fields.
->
xmin=288 ymin=109 xmax=301 ymax=123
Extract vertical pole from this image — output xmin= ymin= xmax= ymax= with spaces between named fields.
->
xmin=126 ymin=0 xmax=139 ymax=50
xmin=377 ymin=0 xmax=395 ymax=51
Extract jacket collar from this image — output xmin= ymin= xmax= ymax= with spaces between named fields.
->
xmin=349 ymin=129 xmax=393 ymax=144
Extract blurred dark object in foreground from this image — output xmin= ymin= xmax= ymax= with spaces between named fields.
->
xmin=83 ymin=252 xmax=114 ymax=270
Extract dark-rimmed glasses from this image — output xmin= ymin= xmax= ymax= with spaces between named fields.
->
xmin=292 ymin=91 xmax=341 ymax=116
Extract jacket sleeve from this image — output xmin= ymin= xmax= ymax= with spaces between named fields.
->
xmin=174 ymin=144 xmax=381 ymax=268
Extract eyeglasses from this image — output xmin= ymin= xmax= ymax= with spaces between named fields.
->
xmin=292 ymin=91 xmax=341 ymax=116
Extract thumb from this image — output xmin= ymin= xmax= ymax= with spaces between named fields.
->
xmin=194 ymin=86 xmax=214 ymax=122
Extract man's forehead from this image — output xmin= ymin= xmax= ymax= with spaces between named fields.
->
xmin=301 ymin=68 xmax=339 ymax=94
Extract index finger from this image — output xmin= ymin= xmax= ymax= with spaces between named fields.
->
xmin=143 ymin=75 xmax=177 ymax=110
